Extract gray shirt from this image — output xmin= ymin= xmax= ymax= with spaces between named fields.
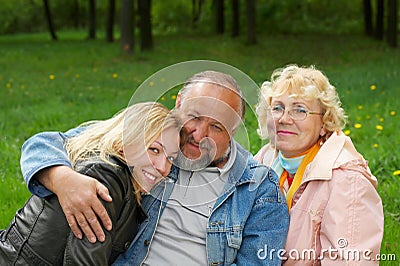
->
xmin=143 ymin=142 xmax=237 ymax=265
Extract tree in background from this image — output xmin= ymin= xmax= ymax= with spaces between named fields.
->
xmin=363 ymin=0 xmax=373 ymax=36
xmin=214 ymin=0 xmax=225 ymax=34
xmin=375 ymin=0 xmax=384 ymax=40
xmin=245 ymin=0 xmax=256 ymax=44
xmin=138 ymin=0 xmax=153 ymax=51
xmin=106 ymin=0 xmax=115 ymax=42
xmin=387 ymin=0 xmax=398 ymax=47
xmin=192 ymin=0 xmax=204 ymax=28
xmin=120 ymin=0 xmax=134 ymax=54
xmin=363 ymin=0 xmax=398 ymax=47
xmin=231 ymin=0 xmax=240 ymax=37
xmin=2 ymin=0 xmax=396 ymax=49
xmin=70 ymin=0 xmax=82 ymax=29
xmin=43 ymin=0 xmax=57 ymax=40
xmin=88 ymin=0 xmax=96 ymax=39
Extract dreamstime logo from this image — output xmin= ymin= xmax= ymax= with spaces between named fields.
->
xmin=336 ymin=237 xmax=348 ymax=248
xmin=257 ymin=238 xmax=396 ymax=262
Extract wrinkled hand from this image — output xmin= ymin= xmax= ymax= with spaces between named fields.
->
xmin=38 ymin=166 xmax=113 ymax=243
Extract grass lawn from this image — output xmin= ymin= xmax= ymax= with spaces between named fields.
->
xmin=1 ymin=30 xmax=399 ymax=263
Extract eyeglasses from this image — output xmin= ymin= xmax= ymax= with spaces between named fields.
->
xmin=269 ymin=105 xmax=324 ymax=121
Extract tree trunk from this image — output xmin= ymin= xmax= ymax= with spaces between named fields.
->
xmin=245 ymin=0 xmax=256 ymax=44
xmin=138 ymin=0 xmax=153 ymax=51
xmin=387 ymin=0 xmax=398 ymax=47
xmin=43 ymin=0 xmax=58 ymax=40
xmin=121 ymin=0 xmax=135 ymax=54
xmin=192 ymin=0 xmax=204 ymax=28
xmin=106 ymin=0 xmax=115 ymax=42
xmin=88 ymin=0 xmax=96 ymax=39
xmin=363 ymin=0 xmax=373 ymax=36
xmin=71 ymin=0 xmax=81 ymax=29
xmin=231 ymin=0 xmax=239 ymax=37
xmin=375 ymin=0 xmax=384 ymax=40
xmin=214 ymin=0 xmax=224 ymax=34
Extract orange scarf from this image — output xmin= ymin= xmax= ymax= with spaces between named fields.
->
xmin=279 ymin=142 xmax=321 ymax=209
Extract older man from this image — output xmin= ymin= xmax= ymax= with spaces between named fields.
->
xmin=21 ymin=71 xmax=289 ymax=265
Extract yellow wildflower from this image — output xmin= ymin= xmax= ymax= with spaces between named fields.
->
xmin=149 ymin=81 xmax=155 ymax=86
xmin=161 ymin=96 xmax=165 ymax=101
xmin=390 ymin=111 xmax=396 ymax=116
xmin=344 ymin=130 xmax=351 ymax=136
xmin=376 ymin=125 xmax=383 ymax=131
xmin=393 ymin=170 xmax=400 ymax=176
xmin=370 ymin=85 xmax=376 ymax=90
xmin=6 ymin=83 xmax=11 ymax=88
xmin=171 ymin=95 xmax=177 ymax=100
xmin=357 ymin=105 xmax=363 ymax=110
xmin=354 ymin=123 xmax=362 ymax=129
xmin=75 ymin=74 xmax=80 ymax=78
xmin=373 ymin=143 xmax=378 ymax=148
xmin=49 ymin=74 xmax=55 ymax=80
xmin=112 ymin=73 xmax=118 ymax=79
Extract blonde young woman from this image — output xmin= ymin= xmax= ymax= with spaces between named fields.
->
xmin=0 ymin=102 xmax=181 ymax=265
xmin=255 ymin=65 xmax=384 ymax=265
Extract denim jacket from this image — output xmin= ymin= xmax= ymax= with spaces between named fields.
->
xmin=21 ymin=128 xmax=289 ymax=265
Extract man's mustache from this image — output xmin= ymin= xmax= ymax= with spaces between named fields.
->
xmin=186 ymin=136 xmax=213 ymax=152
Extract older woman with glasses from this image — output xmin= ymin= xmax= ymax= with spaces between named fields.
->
xmin=255 ymin=65 xmax=384 ymax=265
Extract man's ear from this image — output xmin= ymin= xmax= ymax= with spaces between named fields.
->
xmin=175 ymin=93 xmax=182 ymax=109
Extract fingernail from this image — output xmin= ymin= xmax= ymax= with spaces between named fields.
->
xmin=77 ymin=234 xmax=82 ymax=239
xmin=106 ymin=224 xmax=112 ymax=231
xmin=99 ymin=235 xmax=105 ymax=242
xmin=90 ymin=237 xmax=96 ymax=243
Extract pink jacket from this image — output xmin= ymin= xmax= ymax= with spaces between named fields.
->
xmin=255 ymin=131 xmax=384 ymax=265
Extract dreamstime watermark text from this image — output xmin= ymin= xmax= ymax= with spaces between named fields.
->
xmin=257 ymin=238 xmax=397 ymax=262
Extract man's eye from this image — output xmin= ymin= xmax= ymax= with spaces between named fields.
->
xmin=167 ymin=156 xmax=175 ymax=162
xmin=211 ymin=124 xmax=223 ymax=131
xmin=149 ymin=147 xmax=159 ymax=154
xmin=188 ymin=114 xmax=200 ymax=120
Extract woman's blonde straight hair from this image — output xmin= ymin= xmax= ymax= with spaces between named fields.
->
xmin=65 ymin=102 xmax=181 ymax=203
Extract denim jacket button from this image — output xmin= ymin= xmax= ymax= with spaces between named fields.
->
xmin=144 ymin=240 xmax=150 ymax=246
xmin=124 ymin=241 xmax=131 ymax=250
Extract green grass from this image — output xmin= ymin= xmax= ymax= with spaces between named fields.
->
xmin=1 ymin=30 xmax=399 ymax=263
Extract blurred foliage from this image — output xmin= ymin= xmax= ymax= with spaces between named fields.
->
xmin=0 ymin=28 xmax=399 ymax=256
xmin=0 ymin=0 xmax=371 ymax=35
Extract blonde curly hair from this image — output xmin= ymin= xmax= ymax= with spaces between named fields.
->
xmin=256 ymin=65 xmax=347 ymax=142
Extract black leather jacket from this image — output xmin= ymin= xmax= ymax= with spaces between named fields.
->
xmin=0 ymin=156 xmax=145 ymax=265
